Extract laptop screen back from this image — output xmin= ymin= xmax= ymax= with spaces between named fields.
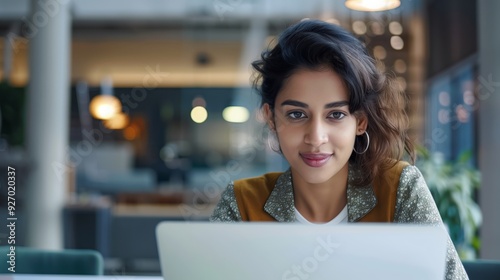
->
xmin=156 ymin=222 xmax=447 ymax=280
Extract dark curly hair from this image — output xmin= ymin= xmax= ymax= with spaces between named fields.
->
xmin=251 ymin=19 xmax=415 ymax=187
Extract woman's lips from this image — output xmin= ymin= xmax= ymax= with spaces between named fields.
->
xmin=300 ymin=153 xmax=332 ymax=167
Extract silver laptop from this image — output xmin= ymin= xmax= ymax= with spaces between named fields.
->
xmin=156 ymin=222 xmax=447 ymax=280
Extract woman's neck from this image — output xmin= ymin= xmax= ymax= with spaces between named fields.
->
xmin=292 ymin=164 xmax=348 ymax=223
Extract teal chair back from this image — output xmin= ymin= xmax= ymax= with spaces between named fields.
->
xmin=462 ymin=259 xmax=500 ymax=280
xmin=0 ymin=246 xmax=104 ymax=275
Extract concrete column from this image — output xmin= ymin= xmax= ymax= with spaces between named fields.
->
xmin=478 ymin=0 xmax=500 ymax=260
xmin=25 ymin=0 xmax=72 ymax=249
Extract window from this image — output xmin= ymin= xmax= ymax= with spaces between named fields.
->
xmin=426 ymin=60 xmax=477 ymax=166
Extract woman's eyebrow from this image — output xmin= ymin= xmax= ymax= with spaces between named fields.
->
xmin=280 ymin=100 xmax=349 ymax=109
xmin=325 ymin=101 xmax=349 ymax=109
xmin=281 ymin=100 xmax=308 ymax=108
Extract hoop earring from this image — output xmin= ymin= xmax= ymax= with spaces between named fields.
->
xmin=353 ymin=131 xmax=370 ymax=154
xmin=267 ymin=130 xmax=281 ymax=153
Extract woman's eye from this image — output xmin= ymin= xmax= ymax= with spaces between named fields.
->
xmin=287 ymin=111 xmax=306 ymax=119
xmin=329 ymin=112 xmax=346 ymax=120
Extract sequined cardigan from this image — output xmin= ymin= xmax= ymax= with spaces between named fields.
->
xmin=210 ymin=161 xmax=468 ymax=279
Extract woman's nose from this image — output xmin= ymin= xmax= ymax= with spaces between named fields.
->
xmin=304 ymin=119 xmax=328 ymax=147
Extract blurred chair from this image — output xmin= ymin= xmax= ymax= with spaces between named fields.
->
xmin=0 ymin=246 xmax=103 ymax=275
xmin=462 ymin=259 xmax=500 ymax=280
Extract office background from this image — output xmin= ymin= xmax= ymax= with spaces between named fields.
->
xmin=0 ymin=0 xmax=499 ymax=276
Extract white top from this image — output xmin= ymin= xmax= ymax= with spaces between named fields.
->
xmin=295 ymin=205 xmax=348 ymax=225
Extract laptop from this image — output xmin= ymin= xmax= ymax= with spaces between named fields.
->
xmin=156 ymin=222 xmax=448 ymax=280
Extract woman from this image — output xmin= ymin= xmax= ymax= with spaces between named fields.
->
xmin=210 ymin=19 xmax=467 ymax=279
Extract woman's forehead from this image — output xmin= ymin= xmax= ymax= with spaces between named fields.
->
xmin=277 ymin=69 xmax=349 ymax=104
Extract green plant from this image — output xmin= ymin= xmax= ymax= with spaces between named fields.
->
xmin=416 ymin=147 xmax=481 ymax=260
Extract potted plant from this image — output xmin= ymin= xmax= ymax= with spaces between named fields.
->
xmin=416 ymin=147 xmax=481 ymax=259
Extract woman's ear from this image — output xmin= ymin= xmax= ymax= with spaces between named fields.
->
xmin=356 ymin=113 xmax=368 ymax=135
xmin=262 ymin=103 xmax=275 ymax=131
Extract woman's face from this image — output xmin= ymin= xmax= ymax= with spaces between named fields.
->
xmin=264 ymin=69 xmax=366 ymax=185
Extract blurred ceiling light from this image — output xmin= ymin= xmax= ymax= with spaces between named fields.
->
xmin=390 ymin=36 xmax=404 ymax=50
xmin=103 ymin=112 xmax=129 ymax=130
xmin=394 ymin=59 xmax=407 ymax=73
xmin=89 ymin=77 xmax=122 ymax=120
xmin=191 ymin=106 xmax=208 ymax=123
xmin=389 ymin=21 xmax=403 ymax=35
xmin=455 ymin=105 xmax=470 ymax=123
xmin=160 ymin=144 xmax=177 ymax=161
xmin=345 ymin=0 xmax=400 ymax=12
xmin=352 ymin=21 xmax=367 ymax=35
xmin=223 ymin=106 xmax=249 ymax=123
xmin=370 ymin=21 xmax=385 ymax=35
xmin=463 ymin=90 xmax=474 ymax=106
xmin=123 ymin=125 xmax=138 ymax=140
xmin=438 ymin=109 xmax=450 ymax=124
xmin=89 ymin=95 xmax=122 ymax=120
xmin=373 ymin=45 xmax=387 ymax=60
xmin=439 ymin=91 xmax=450 ymax=106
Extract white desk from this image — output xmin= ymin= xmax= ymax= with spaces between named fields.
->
xmin=0 ymin=275 xmax=162 ymax=280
